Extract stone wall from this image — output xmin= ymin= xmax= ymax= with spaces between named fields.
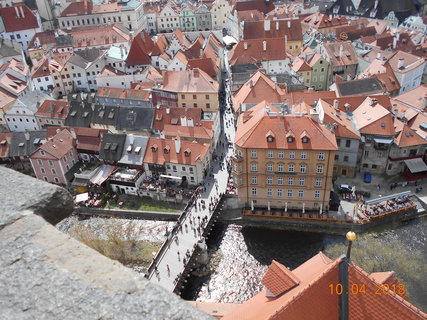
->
xmin=0 ymin=167 xmax=213 ymax=320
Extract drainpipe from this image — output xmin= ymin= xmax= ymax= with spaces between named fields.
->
xmin=321 ymin=150 xmax=332 ymax=212
xmin=339 ymin=231 xmax=357 ymax=320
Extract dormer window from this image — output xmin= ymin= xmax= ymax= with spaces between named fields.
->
xmin=151 ymin=144 xmax=158 ymax=152
xmin=164 ymin=146 xmax=170 ymax=154
xmin=266 ymin=130 xmax=275 ymax=142
xmin=302 ymin=137 xmax=309 ymax=143
xmin=267 ymin=135 xmax=274 ymax=142
xmin=184 ymin=149 xmax=191 ymax=157
xmin=287 ymin=137 xmax=294 ymax=143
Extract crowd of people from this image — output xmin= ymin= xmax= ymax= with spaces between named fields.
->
xmin=358 ymin=195 xmax=414 ymax=219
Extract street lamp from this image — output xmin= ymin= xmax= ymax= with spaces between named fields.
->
xmin=346 ymin=231 xmax=357 ymax=260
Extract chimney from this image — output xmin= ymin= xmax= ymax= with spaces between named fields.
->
xmin=398 ymin=58 xmax=404 ymax=69
xmin=249 ymin=79 xmax=254 ymax=88
xmin=244 ymin=42 xmax=248 ymax=50
xmin=70 ymin=128 xmax=77 ymax=140
xmin=376 ymin=52 xmax=381 ymax=60
xmin=287 ymin=21 xmax=291 ymax=28
xmin=285 ymin=35 xmax=288 ymax=51
xmin=263 ymin=41 xmax=267 ymax=51
xmin=24 ymin=130 xmax=30 ymax=141
xmin=193 ymin=68 xmax=200 ymax=78
xmin=339 ymin=45 xmax=343 ymax=58
xmin=14 ymin=6 xmax=20 ymax=18
xmin=166 ymin=108 xmax=170 ymax=114
xmin=333 ymin=99 xmax=339 ymax=110
xmin=120 ymin=46 xmax=124 ymax=57
xmin=174 ymin=136 xmax=181 ymax=153
xmin=129 ymin=134 xmax=134 ymax=145
xmin=200 ymin=48 xmax=203 ymax=58
xmin=187 ymin=117 xmax=194 ymax=127
xmin=393 ymin=37 xmax=397 ymax=49
xmin=276 ymin=21 xmax=279 ymax=30
xmin=180 ymin=116 xmax=188 ymax=126
xmin=19 ymin=6 xmax=24 ymax=18
xmin=264 ymin=19 xmax=271 ymax=31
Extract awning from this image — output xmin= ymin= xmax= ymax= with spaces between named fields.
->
xmin=404 ymin=158 xmax=427 ymax=173
xmin=160 ymin=174 xmax=182 ymax=180
xmin=223 ymin=35 xmax=237 ymax=46
xmin=373 ymin=138 xmax=394 ymax=144
xmin=75 ymin=192 xmax=89 ymax=203
xmin=90 ymin=164 xmax=115 ymax=185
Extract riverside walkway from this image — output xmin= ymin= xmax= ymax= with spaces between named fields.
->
xmin=146 ymin=63 xmax=235 ymax=292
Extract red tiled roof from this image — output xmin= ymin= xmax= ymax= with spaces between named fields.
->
xmin=184 ymin=35 xmax=205 ymax=60
xmin=302 ymin=12 xmax=348 ymax=29
xmin=222 ymin=252 xmax=427 ymax=320
xmin=61 ymin=1 xmax=122 ymax=16
xmin=292 ymin=57 xmax=312 ymax=72
xmin=162 ymin=124 xmax=213 ymax=140
xmin=261 ymin=260 xmax=300 ymax=296
xmin=97 ymin=87 xmax=151 ymax=101
xmin=46 ymin=126 xmax=107 ymax=153
xmin=152 ymin=106 xmax=205 ymax=131
xmin=243 ymin=19 xmax=302 ymax=41
xmin=143 ymin=137 xmax=209 ymax=166
xmin=162 ymin=69 xmax=218 ymax=93
xmin=230 ymin=38 xmax=289 ymax=65
xmin=232 ymin=71 xmax=286 ymax=113
xmin=0 ymin=132 xmax=13 ymax=158
xmin=33 ymin=129 xmax=75 ymax=159
xmin=282 ymin=90 xmax=336 ymax=107
xmin=323 ymin=42 xmax=358 ymax=67
xmin=233 ymin=0 xmax=275 ymax=14
xmin=235 ymin=100 xmax=338 ymax=150
xmin=395 ymin=124 xmax=427 ymax=148
xmin=353 ymin=97 xmax=395 ymax=136
xmin=187 ymin=57 xmax=218 ymax=78
xmin=35 ymin=100 xmax=69 ymax=119
xmin=126 ymin=30 xmax=155 ymax=66
xmin=0 ymin=4 xmax=39 ymax=32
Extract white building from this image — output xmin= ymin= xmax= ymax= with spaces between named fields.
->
xmin=157 ymin=5 xmax=180 ymax=33
xmin=0 ymin=4 xmax=42 ymax=51
xmin=5 ymin=91 xmax=50 ymax=132
xmin=68 ymin=48 xmax=106 ymax=92
xmin=389 ymin=51 xmax=426 ymax=94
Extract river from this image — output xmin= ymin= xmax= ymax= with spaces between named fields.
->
xmin=182 ymin=216 xmax=427 ymax=311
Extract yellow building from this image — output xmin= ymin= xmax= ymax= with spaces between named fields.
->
xmin=233 ymin=101 xmax=337 ymax=212
xmin=291 ymin=57 xmax=312 ymax=87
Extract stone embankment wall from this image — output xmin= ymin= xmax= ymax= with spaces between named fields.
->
xmin=0 ymin=167 xmax=213 ymax=320
xmin=75 ymin=206 xmax=180 ymax=221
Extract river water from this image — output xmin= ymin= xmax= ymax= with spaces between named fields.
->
xmin=183 ymin=216 xmax=427 ymax=311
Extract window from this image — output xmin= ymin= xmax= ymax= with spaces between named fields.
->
xmin=266 ymin=163 xmax=273 ymax=172
xmin=346 ymin=140 xmax=351 ymax=148
xmin=315 ymin=178 xmax=322 ymax=187
xmin=267 ymin=189 xmax=273 ymax=197
xmin=314 ymin=191 xmax=321 ymax=199
xmin=344 ymin=156 xmax=349 ymax=162
xmin=300 ymin=164 xmax=306 ymax=173
xmin=300 ymin=152 xmax=307 ymax=159
xmin=278 ymin=151 xmax=284 ymax=159
xmin=193 ymin=94 xmax=197 ymax=99
xmin=251 ymin=150 xmax=257 ymax=158
xmin=336 ymin=138 xmax=341 ymax=146
xmin=251 ymin=162 xmax=257 ymax=171
xmin=289 ymin=152 xmax=295 ymax=159
xmin=267 ymin=176 xmax=273 ymax=185
xmin=317 ymin=164 xmax=323 ymax=174
xmin=267 ymin=151 xmax=273 ymax=158
xmin=364 ymin=151 xmax=369 ymax=157
xmin=40 ymin=168 xmax=45 ymax=174
xmin=205 ymin=95 xmax=209 ymax=99
xmin=318 ymin=152 xmax=325 ymax=160
xmin=277 ymin=189 xmax=283 ymax=197
xmin=287 ymin=190 xmax=293 ymax=198
xmin=69 ymin=150 xmax=73 ymax=157
xmin=287 ymin=137 xmax=294 ymax=143
xmin=299 ymin=178 xmax=305 ymax=186
xmin=54 ymin=177 xmax=59 ymax=183
xmin=251 ymin=176 xmax=257 ymax=184
xmin=181 ymin=94 xmax=185 ymax=99
xmin=37 ymin=159 xmax=42 ymax=165
xmin=277 ymin=177 xmax=283 ymax=185
xmin=288 ymin=164 xmax=294 ymax=172
xmin=189 ymin=167 xmax=193 ymax=173
xmin=63 ymin=156 xmax=67 ymax=162
xmin=194 ymin=103 xmax=198 ymax=108
xmin=372 ymin=164 xmax=377 ymax=169
xmin=277 ymin=163 xmax=283 ymax=172
xmin=43 ymin=177 xmax=48 ymax=182
xmin=182 ymin=166 xmax=186 ymax=171
xmin=288 ymin=177 xmax=294 ymax=185
xmin=206 ymin=103 xmax=210 ymax=108
xmin=52 ymin=168 xmax=57 ymax=174
xmin=298 ymin=190 xmax=304 ymax=198
xmin=335 ymin=154 xmax=339 ymax=161
xmin=173 ymin=165 xmax=177 ymax=172
xmin=48 ymin=160 xmax=53 ymax=166
xmin=251 ymin=188 xmax=257 ymax=196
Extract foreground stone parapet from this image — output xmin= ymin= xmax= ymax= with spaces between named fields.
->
xmin=0 ymin=167 xmax=74 ymax=225
xmin=0 ymin=213 xmax=213 ymax=320
xmin=0 ymin=167 xmax=213 ymax=319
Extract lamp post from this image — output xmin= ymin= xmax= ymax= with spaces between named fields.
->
xmin=339 ymin=231 xmax=357 ymax=320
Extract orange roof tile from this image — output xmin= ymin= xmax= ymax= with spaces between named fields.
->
xmin=353 ymin=97 xmax=395 ymax=136
xmin=162 ymin=124 xmax=213 ymax=140
xmin=235 ymin=100 xmax=338 ymax=150
xmin=243 ymin=19 xmax=302 ymax=41
xmin=35 ymin=100 xmax=69 ymax=119
xmin=46 ymin=126 xmax=107 ymax=152
xmin=152 ymin=107 xmax=207 ymax=131
xmin=232 ymin=71 xmax=285 ymax=113
xmin=392 ymin=84 xmax=427 ymax=112
xmin=126 ymin=30 xmax=154 ymax=66
xmin=261 ymin=260 xmax=300 ymax=296
xmin=143 ymin=137 xmax=209 ymax=166
xmin=162 ymin=69 xmax=218 ymax=93
xmin=302 ymin=13 xmax=348 ymax=29
xmin=282 ymin=90 xmax=336 ymax=107
xmin=395 ymin=124 xmax=427 ymax=148
xmin=387 ymin=51 xmax=426 ymax=74
xmin=0 ymin=4 xmax=39 ymax=32
xmin=187 ymin=57 xmax=219 ymax=78
xmin=323 ymin=42 xmax=358 ymax=67
xmin=97 ymin=87 xmax=151 ymax=101
xmin=33 ymin=129 xmax=75 ymax=159
xmin=291 ymin=57 xmax=312 ymax=72
xmin=230 ymin=38 xmax=290 ymax=65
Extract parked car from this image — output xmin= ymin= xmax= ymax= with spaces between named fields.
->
xmin=338 ymin=184 xmax=355 ymax=193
